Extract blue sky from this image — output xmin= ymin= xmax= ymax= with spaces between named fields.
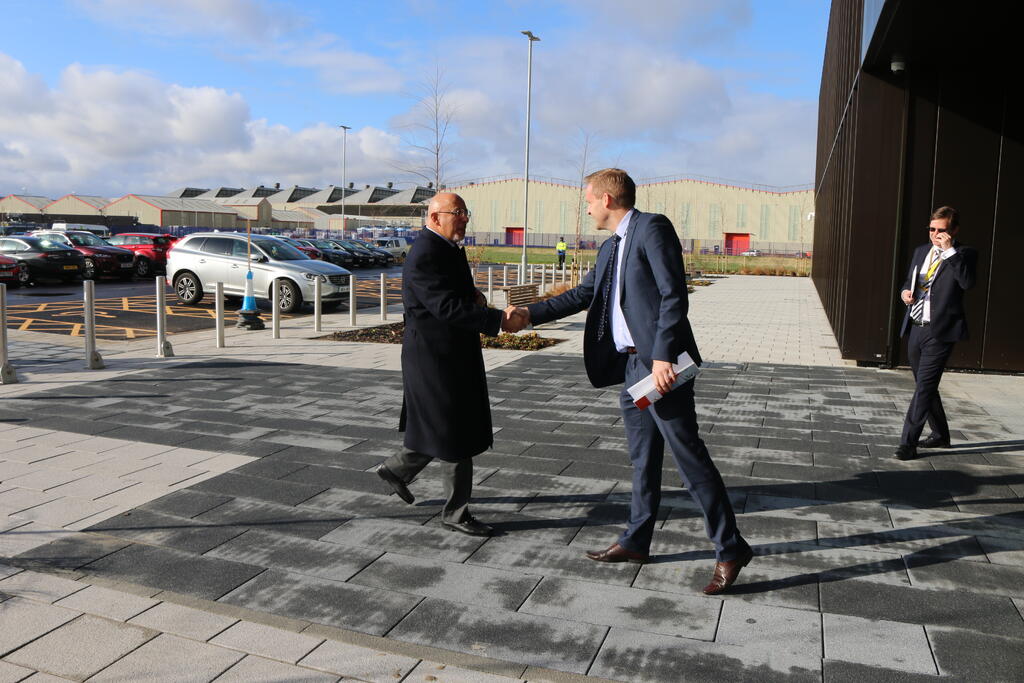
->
xmin=1 ymin=0 xmax=830 ymax=197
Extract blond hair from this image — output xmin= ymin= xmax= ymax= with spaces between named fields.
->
xmin=584 ymin=168 xmax=636 ymax=208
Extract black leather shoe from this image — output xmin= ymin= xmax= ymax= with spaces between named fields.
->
xmin=918 ymin=435 xmax=951 ymax=449
xmin=376 ymin=464 xmax=414 ymax=504
xmin=442 ymin=517 xmax=493 ymax=537
xmin=585 ymin=543 xmax=650 ymax=564
xmin=894 ymin=444 xmax=917 ymax=461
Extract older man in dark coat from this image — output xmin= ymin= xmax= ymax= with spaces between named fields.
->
xmin=376 ymin=192 xmax=505 ymax=536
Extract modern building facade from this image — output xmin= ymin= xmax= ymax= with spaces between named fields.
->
xmin=814 ymin=0 xmax=1021 ymax=371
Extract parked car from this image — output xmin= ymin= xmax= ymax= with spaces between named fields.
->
xmin=325 ymin=239 xmax=373 ymax=268
xmin=276 ymin=236 xmax=323 ymax=260
xmin=372 ymin=237 xmax=409 ymax=260
xmin=167 ymin=233 xmax=351 ymax=314
xmin=106 ymin=233 xmax=176 ymax=276
xmin=740 ymin=249 xmax=761 ymax=257
xmin=352 ymin=239 xmax=396 ymax=266
xmin=32 ymin=230 xmax=134 ymax=280
xmin=0 ymin=254 xmax=23 ymax=287
xmin=335 ymin=239 xmax=387 ymax=267
xmin=0 ymin=236 xmax=85 ymax=285
xmin=298 ymin=239 xmax=355 ymax=269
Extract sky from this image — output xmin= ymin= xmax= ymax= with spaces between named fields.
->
xmin=0 ymin=0 xmax=830 ymax=199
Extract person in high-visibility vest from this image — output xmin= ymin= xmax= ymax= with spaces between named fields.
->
xmin=556 ymin=237 xmax=567 ymax=268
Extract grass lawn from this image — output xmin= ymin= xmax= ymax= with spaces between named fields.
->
xmin=466 ymin=245 xmax=811 ymax=276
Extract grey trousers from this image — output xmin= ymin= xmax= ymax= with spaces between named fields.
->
xmin=382 ymin=451 xmax=473 ymax=523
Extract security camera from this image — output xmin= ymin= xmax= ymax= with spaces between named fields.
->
xmin=890 ymin=53 xmax=906 ymax=74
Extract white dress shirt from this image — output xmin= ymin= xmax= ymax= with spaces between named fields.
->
xmin=611 ymin=210 xmax=635 ymax=352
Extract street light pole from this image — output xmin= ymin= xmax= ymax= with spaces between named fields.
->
xmin=519 ymin=30 xmax=540 ymax=284
xmin=340 ymin=125 xmax=351 ymax=238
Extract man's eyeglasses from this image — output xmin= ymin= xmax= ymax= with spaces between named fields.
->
xmin=928 ymin=227 xmax=948 ymax=233
xmin=437 ymin=209 xmax=471 ymax=218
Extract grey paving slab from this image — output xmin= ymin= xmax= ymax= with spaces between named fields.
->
xmin=87 ymin=508 xmax=246 ymax=555
xmin=467 ymin=537 xmax=640 ymax=586
xmin=519 ymin=576 xmax=719 ymax=640
xmin=927 ymin=626 xmax=1024 ymax=681
xmin=218 ymin=569 xmax=420 ymax=636
xmin=192 ymin=497 xmax=349 ymax=540
xmin=0 ymin=660 xmax=38 ymax=683
xmin=297 ymin=638 xmax=419 ymax=682
xmin=190 ymin=472 xmax=327 ymax=506
xmin=14 ymin=497 xmax=116 ymax=528
xmin=591 ymin=627 xmax=821 ymax=683
xmin=350 ymin=552 xmax=540 ymax=611
xmin=205 ymin=529 xmax=381 ymax=582
xmin=86 ymin=633 xmax=244 ymax=682
xmin=298 ymin=487 xmax=439 ymax=524
xmin=405 ymin=660 xmax=524 ymax=683
xmin=216 ymin=655 xmax=339 ymax=682
xmin=127 ymin=600 xmax=238 ymax=641
xmin=716 ymin=601 xmax=822 ymax=663
xmin=0 ymin=521 xmax=74 ymax=557
xmin=80 ymin=543 xmax=264 ymax=600
xmin=823 ymin=613 xmax=937 ymax=675
xmin=0 ymin=597 xmax=80 ymax=658
xmin=53 ymin=584 xmax=158 ymax=622
xmin=3 ymin=614 xmax=156 ymax=681
xmin=821 ymin=660 xmax=949 ymax=683
xmin=319 ymin=518 xmax=486 ymax=562
xmin=0 ymin=571 xmax=85 ymax=604
xmin=389 ymin=597 xmax=606 ymax=675
xmin=209 ymin=620 xmax=324 ymax=664
xmin=140 ymin=489 xmax=233 ymax=518
xmin=906 ymin=554 xmax=1024 ymax=598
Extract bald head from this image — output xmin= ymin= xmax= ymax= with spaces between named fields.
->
xmin=427 ymin=192 xmax=469 ymax=243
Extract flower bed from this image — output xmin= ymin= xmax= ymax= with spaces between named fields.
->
xmin=316 ymin=321 xmax=563 ymax=351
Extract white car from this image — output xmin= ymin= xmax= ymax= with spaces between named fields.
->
xmin=372 ymin=237 xmax=409 ymax=260
xmin=740 ymin=249 xmax=761 ymax=257
xmin=167 ymin=232 xmax=351 ymax=313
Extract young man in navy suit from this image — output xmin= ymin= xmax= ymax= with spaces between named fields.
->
xmin=506 ymin=169 xmax=751 ymax=595
xmin=895 ymin=206 xmax=977 ymax=460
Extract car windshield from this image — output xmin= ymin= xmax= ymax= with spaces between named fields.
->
xmin=67 ymin=232 xmax=109 ymax=246
xmin=308 ymin=240 xmax=334 ymax=249
xmin=340 ymin=241 xmax=365 ymax=250
xmin=37 ymin=239 xmax=75 ymax=251
xmin=252 ymin=238 xmax=307 ymax=261
xmin=153 ymin=236 xmax=172 ymax=246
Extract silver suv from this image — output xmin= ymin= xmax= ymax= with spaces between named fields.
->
xmin=167 ymin=232 xmax=351 ymax=313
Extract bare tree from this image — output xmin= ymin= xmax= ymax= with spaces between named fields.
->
xmin=571 ymin=129 xmax=597 ymax=284
xmin=392 ymin=63 xmax=457 ymax=189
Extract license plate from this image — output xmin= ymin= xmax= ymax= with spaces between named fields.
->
xmin=120 ymin=262 xmax=133 ymax=268
xmin=63 ymin=265 xmax=79 ymax=270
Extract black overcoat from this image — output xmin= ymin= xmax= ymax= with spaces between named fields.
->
xmin=398 ymin=228 xmax=502 ymax=461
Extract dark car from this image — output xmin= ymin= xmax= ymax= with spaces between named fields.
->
xmin=106 ymin=233 xmax=176 ymax=276
xmin=333 ymin=239 xmax=383 ymax=266
xmin=277 ymin=236 xmax=323 ymax=260
xmin=324 ymin=240 xmax=372 ymax=268
xmin=352 ymin=239 xmax=396 ymax=266
xmin=298 ymin=239 xmax=355 ymax=269
xmin=32 ymin=230 xmax=134 ymax=280
xmin=0 ymin=254 xmax=23 ymax=287
xmin=0 ymin=236 xmax=85 ymax=285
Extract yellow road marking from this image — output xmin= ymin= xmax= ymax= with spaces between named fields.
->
xmin=71 ymin=323 xmax=82 ymax=336
xmin=18 ymin=318 xmax=32 ymax=330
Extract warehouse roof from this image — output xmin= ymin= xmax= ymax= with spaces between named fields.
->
xmin=295 ymin=185 xmax=356 ymax=205
xmin=166 ymin=187 xmax=210 ymax=198
xmin=105 ymin=195 xmax=240 ymax=214
xmin=271 ymin=209 xmax=312 ymax=222
xmin=195 ymin=187 xmax=246 ymax=199
xmin=1 ymin=195 xmax=52 ymax=210
xmin=45 ymin=194 xmax=109 ymax=210
xmin=326 ymin=185 xmax=399 ymax=205
xmin=376 ymin=186 xmax=435 ymax=205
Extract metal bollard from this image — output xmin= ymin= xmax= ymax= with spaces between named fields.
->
xmin=155 ymin=276 xmax=174 ymax=357
xmin=503 ymin=265 xmax=509 ymax=287
xmin=0 ymin=284 xmax=18 ymax=384
xmin=529 ymin=265 xmax=534 ymax=284
xmin=313 ymin=276 xmax=322 ymax=333
xmin=540 ymin=264 xmax=546 ymax=290
xmin=349 ymin=275 xmax=357 ymax=327
xmin=215 ymin=282 xmax=225 ymax=348
xmin=83 ymin=280 xmax=105 ymax=369
xmin=471 ymin=265 xmax=477 ymax=286
xmin=380 ymin=273 xmax=387 ymax=321
xmin=272 ymin=279 xmax=281 ymax=339
xmin=487 ymin=267 xmax=494 ymax=304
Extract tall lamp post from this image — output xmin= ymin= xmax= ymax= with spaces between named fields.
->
xmin=339 ymin=124 xmax=351 ymax=238
xmin=519 ymin=30 xmax=540 ymax=284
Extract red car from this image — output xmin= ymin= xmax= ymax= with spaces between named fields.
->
xmin=106 ymin=233 xmax=177 ymax=276
xmin=0 ymin=254 xmax=22 ymax=287
xmin=31 ymin=230 xmax=134 ymax=280
xmin=278 ymin=236 xmax=322 ymax=260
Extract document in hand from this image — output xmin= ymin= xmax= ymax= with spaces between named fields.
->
xmin=627 ymin=352 xmax=700 ymax=410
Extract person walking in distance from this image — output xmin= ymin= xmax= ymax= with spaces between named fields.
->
xmin=895 ymin=206 xmax=977 ymax=461
xmin=556 ymin=237 xmax=568 ymax=269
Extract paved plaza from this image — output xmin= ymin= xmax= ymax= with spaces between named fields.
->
xmin=1 ymin=275 xmax=1022 ymax=682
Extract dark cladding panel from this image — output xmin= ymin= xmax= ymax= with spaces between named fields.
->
xmin=983 ymin=91 xmax=1024 ymax=370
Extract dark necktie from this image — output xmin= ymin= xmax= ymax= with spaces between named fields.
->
xmin=596 ymin=235 xmax=621 ymax=341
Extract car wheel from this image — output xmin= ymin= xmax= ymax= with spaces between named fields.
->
xmin=17 ymin=267 xmax=32 ymax=287
xmin=135 ymin=257 xmax=151 ymax=276
xmin=275 ymin=278 xmax=302 ymax=314
xmin=82 ymin=258 xmax=96 ymax=280
xmin=173 ymin=271 xmax=204 ymax=304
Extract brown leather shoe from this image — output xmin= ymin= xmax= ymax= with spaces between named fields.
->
xmin=702 ymin=546 xmax=754 ymax=595
xmin=585 ymin=543 xmax=649 ymax=564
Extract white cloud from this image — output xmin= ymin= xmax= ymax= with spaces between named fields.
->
xmin=73 ymin=0 xmax=298 ymax=42
xmin=0 ymin=54 xmax=414 ymax=198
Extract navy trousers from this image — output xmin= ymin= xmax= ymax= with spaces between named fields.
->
xmin=617 ymin=354 xmax=747 ymax=561
xmin=900 ymin=323 xmax=954 ymax=446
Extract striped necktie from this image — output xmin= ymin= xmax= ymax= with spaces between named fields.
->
xmin=596 ymin=235 xmax=621 ymax=341
xmin=910 ymin=248 xmax=942 ymax=322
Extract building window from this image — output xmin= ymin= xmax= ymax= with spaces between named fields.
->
xmin=679 ymin=203 xmax=692 ymax=233
xmin=709 ymin=204 xmax=722 ymax=236
xmin=788 ymin=205 xmax=800 ymax=241
xmin=559 ymin=201 xmax=567 ymax=233
xmin=737 ymin=204 xmax=747 ymax=229
xmin=491 ymin=199 xmax=498 ymax=231
xmin=760 ymin=204 xmax=771 ymax=234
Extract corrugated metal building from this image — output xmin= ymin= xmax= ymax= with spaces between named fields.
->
xmin=103 ymin=195 xmax=239 ymax=229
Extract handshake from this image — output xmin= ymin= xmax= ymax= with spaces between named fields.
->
xmin=501 ymin=305 xmax=531 ymax=333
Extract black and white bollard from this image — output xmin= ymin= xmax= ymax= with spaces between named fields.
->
xmin=0 ymin=284 xmax=18 ymax=384
xmin=155 ymin=276 xmax=174 ymax=357
xmin=83 ymin=280 xmax=105 ymax=369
